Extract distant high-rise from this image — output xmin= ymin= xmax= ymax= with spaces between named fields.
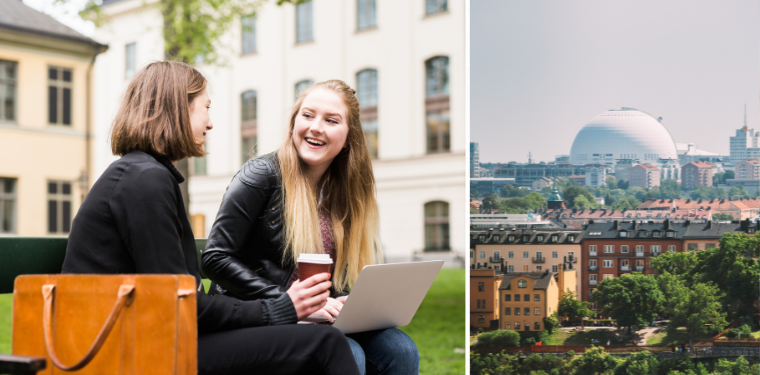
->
xmin=729 ymin=105 xmax=758 ymax=165
xmin=470 ymin=142 xmax=480 ymax=178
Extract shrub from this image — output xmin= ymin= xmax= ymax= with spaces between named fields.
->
xmin=726 ymin=324 xmax=752 ymax=338
xmin=474 ymin=329 xmax=521 ymax=348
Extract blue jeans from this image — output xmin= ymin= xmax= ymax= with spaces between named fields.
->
xmin=345 ymin=328 xmax=420 ymax=375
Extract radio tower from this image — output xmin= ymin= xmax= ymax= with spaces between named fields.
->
xmin=743 ymin=104 xmax=748 ymax=131
xmin=528 ymin=151 xmax=532 ymax=164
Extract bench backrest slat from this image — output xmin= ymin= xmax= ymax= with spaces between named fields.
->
xmin=0 ymin=238 xmax=207 ymax=294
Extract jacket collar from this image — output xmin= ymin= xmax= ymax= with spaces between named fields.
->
xmin=153 ymin=154 xmax=186 ymax=184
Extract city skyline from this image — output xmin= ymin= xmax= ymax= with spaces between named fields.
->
xmin=472 ymin=0 xmax=760 ymax=164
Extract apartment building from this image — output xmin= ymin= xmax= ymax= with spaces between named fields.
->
xmin=629 ymin=164 xmax=660 ymax=189
xmin=498 ymin=272 xmax=559 ymax=332
xmin=638 ymin=198 xmax=760 ymax=221
xmin=681 ymin=161 xmax=716 ymax=190
xmin=683 ymin=219 xmax=760 ymax=251
xmin=543 ymin=208 xmax=711 ymax=228
xmin=470 ymin=268 xmax=502 ymax=330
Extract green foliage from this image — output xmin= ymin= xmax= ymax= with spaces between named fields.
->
xmin=563 ymin=186 xmax=596 ymax=208
xmin=606 ymin=176 xmax=617 ymax=189
xmin=522 ymin=353 xmax=564 ymax=374
xmin=471 ymin=189 xmax=482 ymax=199
xmin=558 ymin=289 xmax=592 ymax=322
xmin=571 ymin=346 xmax=621 ymax=375
xmin=617 ymin=180 xmax=630 ymax=190
xmin=543 ymin=312 xmax=560 ymax=334
xmin=574 ymin=195 xmax=595 ymax=209
xmin=470 ymin=351 xmax=520 ymax=375
xmin=614 ymin=351 xmax=659 ymax=375
xmin=649 ymin=251 xmax=698 ymax=278
xmin=727 ymin=185 xmax=750 ymax=199
xmin=660 ymin=275 xmax=727 ymax=350
xmin=473 ymin=330 xmax=521 ymax=348
xmin=689 ymin=186 xmax=726 ymax=200
xmin=714 ymin=356 xmax=750 ymax=375
xmin=726 ymin=324 xmax=752 ymax=338
xmin=482 ymin=194 xmax=499 ymax=211
xmin=501 ymin=184 xmax=528 ymax=198
xmin=652 ymin=180 xmax=683 ymax=199
xmin=657 ymin=355 xmax=695 ymax=375
xmin=711 ymin=213 xmax=734 ymax=221
xmin=593 ymin=273 xmax=663 ymax=333
xmin=691 ymin=233 xmax=760 ymax=318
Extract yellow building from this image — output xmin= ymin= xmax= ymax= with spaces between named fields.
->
xmin=0 ymin=0 xmax=106 ymax=235
xmin=470 ymin=268 xmax=501 ymax=330
xmin=498 ymin=271 xmax=559 ymax=332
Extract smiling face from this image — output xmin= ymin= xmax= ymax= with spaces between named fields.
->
xmin=292 ymin=88 xmax=350 ymax=182
xmin=189 ymin=89 xmax=213 ymax=148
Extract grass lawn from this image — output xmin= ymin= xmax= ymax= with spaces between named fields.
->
xmin=1 ymin=269 xmax=465 ymax=374
xmin=552 ymin=328 xmax=622 ymax=345
xmin=646 ymin=328 xmax=717 ymax=345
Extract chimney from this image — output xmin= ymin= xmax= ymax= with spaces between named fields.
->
xmin=633 ymin=221 xmax=638 ymax=231
xmin=664 ymin=219 xmax=670 ymax=230
xmin=707 ymin=220 xmax=712 ymax=229
xmin=613 ymin=221 xmax=619 ymax=230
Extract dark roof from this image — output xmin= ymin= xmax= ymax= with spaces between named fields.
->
xmin=499 ymin=272 xmax=553 ymax=290
xmin=471 ymin=228 xmax=584 ymax=246
xmin=0 ymin=0 xmax=103 ymax=46
xmin=684 ymin=221 xmax=759 ymax=239
xmin=584 ymin=221 xmax=688 ymax=240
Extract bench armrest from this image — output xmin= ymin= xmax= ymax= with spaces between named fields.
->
xmin=0 ymin=354 xmax=46 ymax=375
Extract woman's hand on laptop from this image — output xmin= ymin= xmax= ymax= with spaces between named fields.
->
xmin=336 ymin=296 xmax=348 ymax=304
xmin=287 ymin=273 xmax=332 ymax=320
xmin=311 ymin=297 xmax=343 ymax=323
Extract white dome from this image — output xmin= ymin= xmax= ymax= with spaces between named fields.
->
xmin=569 ymin=108 xmax=679 ymax=166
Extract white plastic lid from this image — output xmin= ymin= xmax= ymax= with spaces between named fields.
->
xmin=296 ymin=253 xmax=333 ymax=264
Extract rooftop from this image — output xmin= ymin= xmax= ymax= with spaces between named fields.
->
xmin=0 ymin=0 xmax=103 ymax=46
xmin=499 ymin=272 xmax=554 ymax=290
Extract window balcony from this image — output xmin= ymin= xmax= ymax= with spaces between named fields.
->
xmin=588 ymin=266 xmax=598 ymax=271
xmin=589 ymin=251 xmax=597 ymax=257
xmin=636 ymin=266 xmax=645 ymax=271
xmin=532 ymin=257 xmax=545 ymax=263
xmin=490 ymin=256 xmax=502 ymax=263
xmin=636 ymin=252 xmax=645 ymax=257
xmin=620 ymin=266 xmax=631 ymax=271
xmin=589 ymin=280 xmax=598 ymax=286
xmin=651 ymin=252 xmax=661 ymax=257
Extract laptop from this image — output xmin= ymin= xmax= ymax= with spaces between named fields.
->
xmin=299 ymin=261 xmax=443 ymax=334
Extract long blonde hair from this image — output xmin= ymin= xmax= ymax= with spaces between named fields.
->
xmin=278 ymin=80 xmax=383 ymax=293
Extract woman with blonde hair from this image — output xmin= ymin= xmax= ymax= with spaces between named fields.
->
xmin=202 ymin=80 xmax=420 ymax=374
xmin=62 ymin=62 xmax=360 ymax=375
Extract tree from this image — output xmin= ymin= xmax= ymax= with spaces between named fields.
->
xmin=691 ymin=233 xmax=760 ymax=319
xmin=482 ymin=194 xmax=498 ymax=211
xmin=690 ymin=186 xmax=726 ymax=200
xmin=714 ymin=356 xmax=750 ymax=375
xmin=574 ymin=195 xmax=595 ymax=209
xmin=606 ymin=176 xmax=617 ymax=189
xmin=613 ymin=197 xmax=637 ymax=211
xmin=563 ymin=186 xmax=595 ymax=208
xmin=471 ymin=189 xmax=481 ymax=199
xmin=614 ymin=351 xmax=659 ymax=375
xmin=570 ymin=346 xmax=620 ymax=375
xmin=501 ymin=184 xmax=527 ymax=198
xmin=655 ymin=179 xmax=682 ymax=199
xmin=711 ymin=213 xmax=734 ymax=221
xmin=617 ymin=179 xmax=629 ymax=190
xmin=558 ymin=289 xmax=592 ymax=324
xmin=724 ymin=170 xmax=735 ymax=181
xmin=543 ymin=312 xmax=560 ymax=334
xmin=660 ymin=275 xmax=728 ymax=351
xmin=470 ymin=351 xmax=521 ymax=375
xmin=727 ymin=185 xmax=750 ymax=199
xmin=524 ymin=192 xmax=548 ymax=210
xmin=649 ymin=251 xmax=698 ymax=277
xmin=593 ymin=273 xmax=663 ymax=334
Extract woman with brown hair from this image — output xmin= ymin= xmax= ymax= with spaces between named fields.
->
xmin=202 ymin=80 xmax=420 ymax=374
xmin=62 ymin=62 xmax=360 ymax=375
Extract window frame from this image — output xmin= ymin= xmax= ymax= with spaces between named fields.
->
xmin=356 ymin=0 xmax=377 ymax=30
xmin=48 ymin=66 xmax=73 ymax=126
xmin=424 ymin=201 xmax=449 ymax=251
xmin=295 ymin=0 xmax=314 ymax=44
xmin=47 ymin=180 xmax=73 ymax=234
xmin=0 ymin=60 xmax=18 ymax=123
xmin=0 ymin=177 xmax=17 ymax=234
xmin=241 ymin=15 xmax=257 ymax=54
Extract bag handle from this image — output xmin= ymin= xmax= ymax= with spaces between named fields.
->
xmin=42 ymin=283 xmax=135 ymax=371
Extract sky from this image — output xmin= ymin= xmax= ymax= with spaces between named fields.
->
xmin=471 ymin=0 xmax=760 ymax=164
xmin=23 ymin=0 xmax=95 ymax=37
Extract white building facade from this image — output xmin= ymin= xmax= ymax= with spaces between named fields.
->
xmin=91 ymin=0 xmax=465 ymax=262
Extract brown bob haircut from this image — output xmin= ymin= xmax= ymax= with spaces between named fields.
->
xmin=110 ymin=61 xmax=207 ymax=161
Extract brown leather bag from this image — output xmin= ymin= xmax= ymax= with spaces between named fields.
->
xmin=12 ymin=275 xmax=197 ymax=374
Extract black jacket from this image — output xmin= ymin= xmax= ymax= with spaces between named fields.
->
xmin=202 ymin=153 xmax=296 ymax=302
xmin=62 ymin=150 xmax=296 ymax=333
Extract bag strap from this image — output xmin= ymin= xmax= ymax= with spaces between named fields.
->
xmin=42 ymin=284 xmax=135 ymax=371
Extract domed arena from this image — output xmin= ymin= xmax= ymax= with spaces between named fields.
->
xmin=569 ymin=108 xmax=679 ymax=167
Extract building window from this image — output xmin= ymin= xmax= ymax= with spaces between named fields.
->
xmin=504 ymin=294 xmax=511 ymax=301
xmin=0 ymin=60 xmax=17 ymax=123
xmin=536 ymin=266 xmax=542 ymax=272
xmin=493 ymin=235 xmax=500 ymax=242
xmin=522 ymin=265 xmax=529 ymax=272
xmin=534 ymin=322 xmax=541 ymax=330
xmin=48 ymin=66 xmax=73 ymax=126
xmin=524 ymin=308 xmax=530 ymax=315
xmin=589 ymin=245 xmax=597 ymax=253
xmin=621 ymin=259 xmax=629 ymax=268
xmin=514 ymin=322 xmax=521 ymax=330
xmin=470 ymin=251 xmax=473 ymax=259
xmin=192 ymin=156 xmax=207 ymax=176
xmin=535 ymin=251 xmax=543 ymax=260
xmin=524 ymin=294 xmax=529 ymax=301
xmin=241 ymin=90 xmax=257 ymax=163
xmin=241 ymin=16 xmax=257 ymax=54
xmin=476 ymin=300 xmax=480 ymax=309
xmin=603 ymin=274 xmax=613 ymax=280
xmin=515 ymin=307 xmax=521 ymax=315
xmin=494 ymin=265 xmax=499 ymax=271
xmin=424 ymin=201 xmax=449 ymax=251
xmin=514 ymin=294 xmax=520 ymax=302
xmin=603 ymin=260 xmax=613 ymax=268
xmin=478 ymin=315 xmax=484 ymax=324
xmin=425 ymin=0 xmax=447 ymax=14
xmin=493 ymin=251 xmax=500 ymax=260
xmin=357 ymin=69 xmax=378 ymax=158
xmin=552 ymin=265 xmax=558 ymax=273
xmin=0 ymin=178 xmax=17 ymax=234
xmin=508 ymin=251 xmax=514 ymax=259
xmin=534 ymin=294 xmax=540 ymax=301
xmin=425 ymin=56 xmax=449 ymax=153
xmin=535 ymin=308 xmax=540 ymax=315
xmin=687 ymin=243 xmax=698 ymax=251
xmin=478 ymin=234 xmax=485 ymax=242
xmin=668 ymin=245 xmax=676 ymax=252
xmin=295 ymin=79 xmax=314 ymax=101
xmin=125 ymin=43 xmax=136 ymax=79
xmin=552 ymin=251 xmax=558 ymax=259
xmin=481 ymin=300 xmax=486 ymax=309
xmin=537 ymin=235 xmax=544 ymax=242
xmin=604 ymin=245 xmax=614 ymax=253
xmin=504 ymin=307 xmax=511 ymax=315
xmin=590 ymin=274 xmax=597 ymax=282
xmin=636 ymin=245 xmax=644 ymax=253
xmin=621 ymin=245 xmax=629 ymax=253
xmin=706 ymin=243 xmax=716 ymax=249
xmin=651 ymin=245 xmax=661 ymax=253
xmin=357 ymin=0 xmax=376 ymax=30
xmin=523 ymin=251 xmax=529 ymax=259
xmin=478 ymin=282 xmax=484 ymax=292
xmin=504 ymin=322 xmax=511 ymax=329
xmin=296 ymin=0 xmax=313 ymax=43
xmin=508 ymin=265 xmax=514 ymax=272
xmin=479 ymin=251 xmax=485 ymax=259
xmin=518 ymin=280 xmax=527 ymax=288
xmin=47 ymin=181 xmax=73 ymax=234
xmin=589 ymin=259 xmax=597 ymax=268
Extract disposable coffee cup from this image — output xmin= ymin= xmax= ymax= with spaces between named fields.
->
xmin=297 ymin=254 xmax=333 ymax=282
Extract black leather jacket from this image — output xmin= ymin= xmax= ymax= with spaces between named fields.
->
xmin=202 ymin=152 xmax=296 ymax=301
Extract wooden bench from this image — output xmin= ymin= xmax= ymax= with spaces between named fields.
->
xmin=0 ymin=237 xmax=208 ymax=374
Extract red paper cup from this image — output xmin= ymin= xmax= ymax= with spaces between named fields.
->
xmin=298 ymin=261 xmax=331 ymax=282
